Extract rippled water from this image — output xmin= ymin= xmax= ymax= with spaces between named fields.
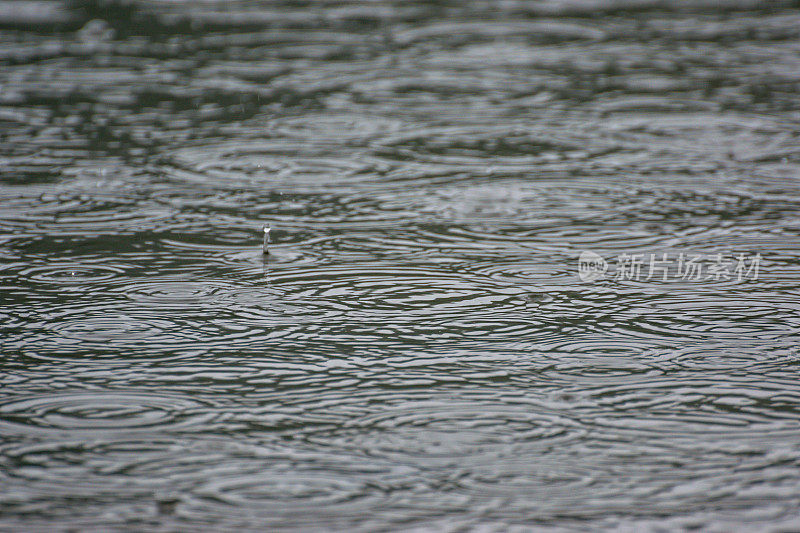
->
xmin=2 ymin=0 xmax=800 ymax=530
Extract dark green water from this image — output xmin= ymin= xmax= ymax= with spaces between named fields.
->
xmin=2 ymin=0 xmax=800 ymax=530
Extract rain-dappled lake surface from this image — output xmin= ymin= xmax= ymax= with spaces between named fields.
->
xmin=2 ymin=0 xmax=800 ymax=530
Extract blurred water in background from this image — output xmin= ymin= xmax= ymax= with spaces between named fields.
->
xmin=1 ymin=0 xmax=800 ymax=530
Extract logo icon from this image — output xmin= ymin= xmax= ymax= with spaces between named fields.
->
xmin=578 ymin=251 xmax=607 ymax=282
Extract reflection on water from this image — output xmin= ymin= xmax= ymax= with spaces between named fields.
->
xmin=2 ymin=0 xmax=800 ymax=530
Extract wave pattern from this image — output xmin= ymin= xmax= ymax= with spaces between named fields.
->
xmin=2 ymin=0 xmax=800 ymax=530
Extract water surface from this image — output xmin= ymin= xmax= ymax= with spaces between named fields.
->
xmin=2 ymin=0 xmax=800 ymax=530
